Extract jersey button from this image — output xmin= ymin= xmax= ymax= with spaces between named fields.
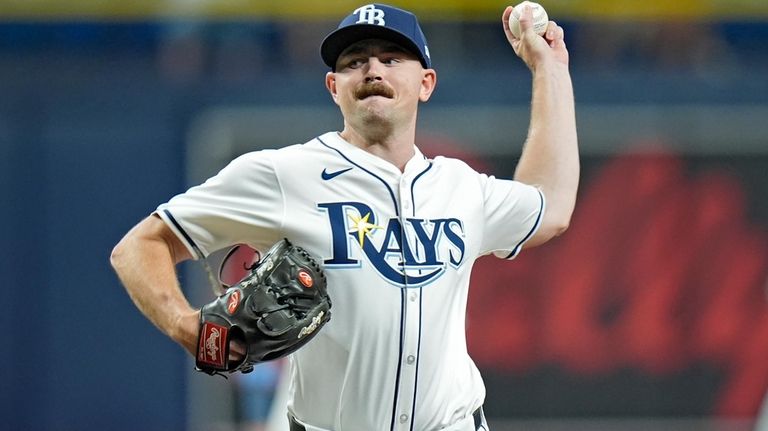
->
xmin=409 ymin=292 xmax=418 ymax=302
xmin=403 ymin=201 xmax=411 ymax=210
xmin=399 ymin=414 xmax=409 ymax=423
xmin=406 ymin=355 xmax=416 ymax=364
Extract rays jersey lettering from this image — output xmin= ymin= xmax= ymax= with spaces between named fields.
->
xmin=319 ymin=202 xmax=465 ymax=286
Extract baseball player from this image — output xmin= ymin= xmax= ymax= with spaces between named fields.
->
xmin=111 ymin=3 xmax=578 ymax=431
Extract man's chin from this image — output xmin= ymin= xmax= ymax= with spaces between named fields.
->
xmin=360 ymin=112 xmax=390 ymax=126
xmin=358 ymin=102 xmax=390 ymax=118
xmin=356 ymin=111 xmax=395 ymax=137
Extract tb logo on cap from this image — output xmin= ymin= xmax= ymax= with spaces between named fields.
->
xmin=354 ymin=4 xmax=385 ymax=25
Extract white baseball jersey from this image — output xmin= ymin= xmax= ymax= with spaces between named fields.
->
xmin=157 ymin=131 xmax=544 ymax=431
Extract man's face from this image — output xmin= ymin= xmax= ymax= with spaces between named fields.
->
xmin=325 ymin=39 xmax=436 ymax=132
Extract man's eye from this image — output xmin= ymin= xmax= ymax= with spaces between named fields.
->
xmin=347 ymin=59 xmax=365 ymax=68
xmin=382 ymin=57 xmax=401 ymax=65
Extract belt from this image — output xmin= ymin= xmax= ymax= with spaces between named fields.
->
xmin=289 ymin=407 xmax=485 ymax=431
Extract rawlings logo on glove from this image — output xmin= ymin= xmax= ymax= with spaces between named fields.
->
xmin=195 ymin=238 xmax=332 ymax=375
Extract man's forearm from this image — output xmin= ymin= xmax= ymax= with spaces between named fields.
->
xmin=110 ymin=217 xmax=199 ymax=354
xmin=515 ymin=61 xmax=579 ymax=239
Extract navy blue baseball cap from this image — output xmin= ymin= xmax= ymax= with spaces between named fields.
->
xmin=321 ymin=3 xmax=432 ymax=70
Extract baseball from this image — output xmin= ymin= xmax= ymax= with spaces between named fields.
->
xmin=508 ymin=1 xmax=549 ymax=38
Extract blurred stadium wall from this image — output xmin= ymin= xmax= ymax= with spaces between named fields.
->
xmin=0 ymin=1 xmax=766 ymax=430
xmin=0 ymin=0 xmax=767 ymax=19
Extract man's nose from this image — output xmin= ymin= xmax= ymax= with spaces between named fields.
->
xmin=364 ymin=58 xmax=384 ymax=82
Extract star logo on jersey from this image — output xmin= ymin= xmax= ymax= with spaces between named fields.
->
xmin=321 ymin=167 xmax=353 ymax=181
xmin=348 ymin=212 xmax=383 ymax=247
xmin=318 ymin=201 xmax=466 ymax=287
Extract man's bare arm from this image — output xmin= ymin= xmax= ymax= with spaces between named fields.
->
xmin=110 ymin=215 xmax=200 ymax=355
xmin=503 ymin=5 xmax=580 ymax=246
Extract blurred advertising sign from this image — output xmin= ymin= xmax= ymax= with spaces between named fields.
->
xmin=467 ymin=150 xmax=768 ymax=418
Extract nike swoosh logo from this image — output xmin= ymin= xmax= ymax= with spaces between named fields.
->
xmin=321 ymin=167 xmax=353 ymax=180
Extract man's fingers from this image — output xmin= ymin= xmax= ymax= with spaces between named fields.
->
xmin=502 ymin=6 xmax=514 ymax=33
xmin=517 ymin=4 xmax=534 ymax=34
xmin=229 ymin=339 xmax=246 ymax=361
xmin=545 ymin=21 xmax=564 ymax=41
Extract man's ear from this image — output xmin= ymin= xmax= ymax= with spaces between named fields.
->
xmin=419 ymin=69 xmax=437 ymax=102
xmin=325 ymin=72 xmax=339 ymax=104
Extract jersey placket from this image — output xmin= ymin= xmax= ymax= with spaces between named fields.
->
xmin=393 ymin=175 xmax=422 ymax=431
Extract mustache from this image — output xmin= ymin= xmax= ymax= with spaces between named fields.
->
xmin=355 ymin=82 xmax=394 ymax=99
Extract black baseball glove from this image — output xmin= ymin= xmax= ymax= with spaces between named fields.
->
xmin=195 ymin=238 xmax=331 ymax=375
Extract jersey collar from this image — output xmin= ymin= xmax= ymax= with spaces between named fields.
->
xmin=320 ymin=131 xmax=430 ymax=178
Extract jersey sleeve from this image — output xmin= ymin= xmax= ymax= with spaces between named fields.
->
xmin=155 ymin=151 xmax=285 ymax=259
xmin=479 ymin=175 xmax=545 ymax=259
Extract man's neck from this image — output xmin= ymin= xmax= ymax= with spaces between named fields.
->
xmin=339 ymin=125 xmax=416 ymax=172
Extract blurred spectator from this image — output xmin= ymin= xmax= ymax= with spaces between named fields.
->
xmin=232 ymin=360 xmax=283 ymax=431
xmin=157 ymin=22 xmax=207 ymax=82
xmin=572 ymin=20 xmax=739 ymax=76
xmin=156 ymin=21 xmax=284 ymax=83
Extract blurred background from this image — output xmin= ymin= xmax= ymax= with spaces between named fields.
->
xmin=1 ymin=0 xmax=767 ymax=430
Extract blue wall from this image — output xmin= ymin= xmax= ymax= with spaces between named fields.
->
xmin=1 ymin=27 xmax=189 ymax=428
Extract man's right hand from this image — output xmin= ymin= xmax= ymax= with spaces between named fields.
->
xmin=502 ymin=4 xmax=569 ymax=71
